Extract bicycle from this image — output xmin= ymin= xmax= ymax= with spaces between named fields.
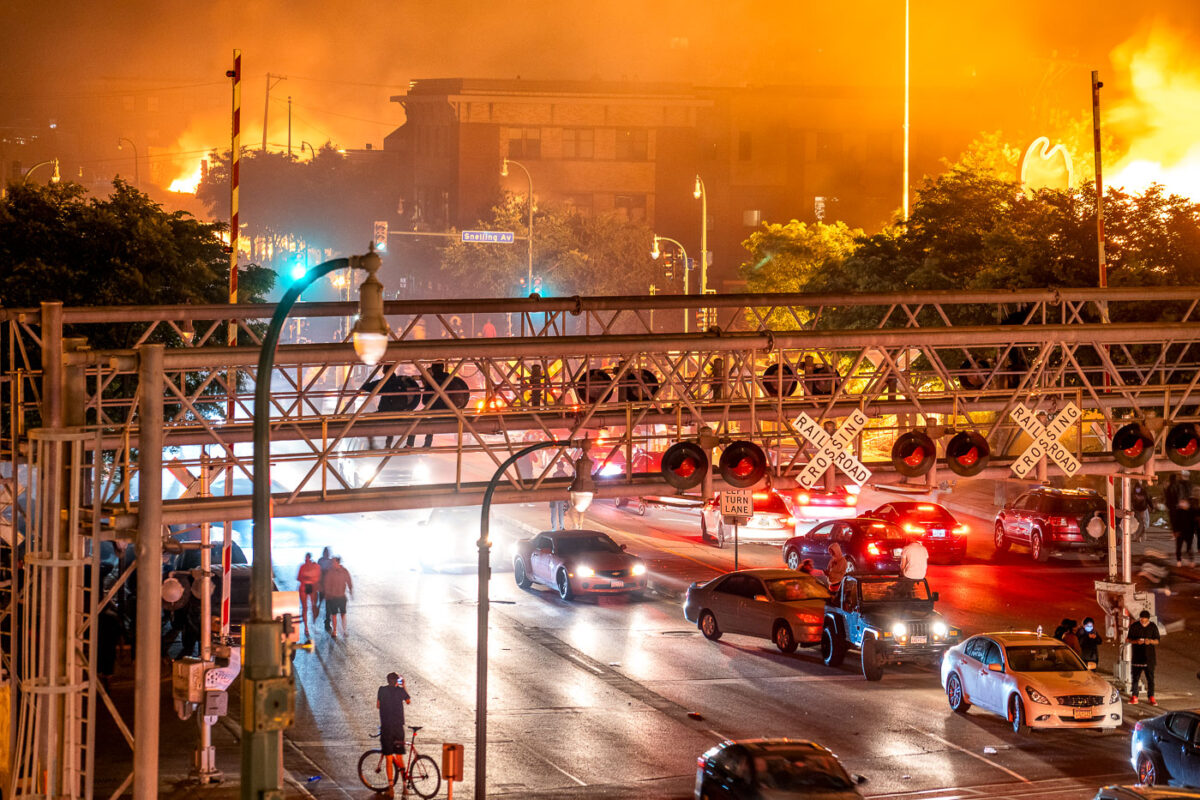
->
xmin=358 ymin=725 xmax=442 ymax=798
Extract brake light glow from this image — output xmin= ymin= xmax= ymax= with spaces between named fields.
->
xmin=783 ymin=517 xmax=796 ymax=526
xmin=867 ymin=541 xmax=882 ymax=556
xmin=753 ymin=492 xmax=770 ymax=500
xmin=1048 ymin=516 xmax=1077 ymax=530
xmin=918 ymin=504 xmax=936 ymax=511
xmin=904 ymin=523 xmax=924 ymax=535
xmin=795 ymin=492 xmax=811 ymax=505
xmin=952 ymin=524 xmax=968 ymax=536
xmin=845 ymin=494 xmax=857 ymax=506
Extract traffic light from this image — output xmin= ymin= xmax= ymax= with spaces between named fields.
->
xmin=945 ymin=431 xmax=989 ymax=477
xmin=1166 ymin=422 xmax=1200 ymax=466
xmin=661 ymin=442 xmax=709 ymax=491
xmin=718 ymin=441 xmax=768 ymax=489
xmin=288 ymin=254 xmax=307 ymax=282
xmin=1112 ymin=422 xmax=1155 ymax=469
xmin=761 ymin=363 xmax=797 ymax=398
xmin=373 ymin=220 xmax=388 ymax=253
xmin=891 ymin=431 xmax=935 ymax=477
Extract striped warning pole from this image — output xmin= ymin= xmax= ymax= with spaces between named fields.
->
xmin=221 ymin=49 xmax=241 ymax=638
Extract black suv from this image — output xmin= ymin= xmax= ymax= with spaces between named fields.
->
xmin=994 ymin=487 xmax=1108 ymax=562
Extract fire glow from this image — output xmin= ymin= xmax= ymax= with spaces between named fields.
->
xmin=168 ymin=163 xmax=203 ymax=194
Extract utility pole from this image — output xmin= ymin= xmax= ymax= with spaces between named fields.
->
xmin=902 ymin=0 xmax=910 ymax=221
xmin=287 ymin=96 xmax=292 ymax=157
xmin=262 ymin=73 xmax=286 ymax=152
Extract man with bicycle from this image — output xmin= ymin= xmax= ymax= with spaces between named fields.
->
xmin=378 ymin=672 xmax=412 ymax=796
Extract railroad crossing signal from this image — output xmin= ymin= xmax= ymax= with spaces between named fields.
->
xmin=1010 ymin=402 xmax=1081 ymax=478
xmin=795 ymin=410 xmax=872 ymax=488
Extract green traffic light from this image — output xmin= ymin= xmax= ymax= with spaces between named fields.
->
xmin=290 ymin=264 xmax=307 ymax=281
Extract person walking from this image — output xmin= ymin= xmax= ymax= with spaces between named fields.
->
xmin=296 ymin=552 xmax=322 ymax=643
xmin=549 ymin=499 xmax=566 ymax=530
xmin=1169 ymin=486 xmax=1195 ymax=567
xmin=1132 ymin=481 xmax=1151 ymax=536
xmin=324 ymin=556 xmax=353 ymax=638
xmin=317 ymin=546 xmax=334 ymax=632
xmin=1076 ymin=617 xmax=1103 ymax=668
xmin=377 ymin=672 xmax=412 ymax=796
xmin=1128 ymin=610 xmax=1161 ymax=705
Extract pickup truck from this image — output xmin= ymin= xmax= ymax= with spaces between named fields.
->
xmin=820 ymin=574 xmax=962 ymax=681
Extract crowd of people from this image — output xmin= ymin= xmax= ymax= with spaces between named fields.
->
xmin=296 ymin=547 xmax=354 ymax=642
xmin=1051 ymin=610 xmax=1161 ymax=704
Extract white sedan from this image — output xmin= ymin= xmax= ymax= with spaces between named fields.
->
xmin=940 ymin=631 xmax=1122 ymax=733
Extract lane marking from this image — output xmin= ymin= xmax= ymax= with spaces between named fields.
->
xmin=512 ymin=739 xmax=587 ymax=786
xmin=705 ymin=727 xmax=730 ymax=741
xmin=911 ymin=727 xmax=1030 ymax=784
xmin=565 ymin=652 xmax=604 ymax=674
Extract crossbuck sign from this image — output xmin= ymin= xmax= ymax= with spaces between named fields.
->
xmin=1010 ymin=402 xmax=1082 ymax=478
xmin=795 ymin=410 xmax=872 ymax=488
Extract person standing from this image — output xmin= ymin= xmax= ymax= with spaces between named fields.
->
xmin=549 ymin=499 xmax=566 ymax=531
xmin=317 ymin=546 xmax=334 ymax=632
xmin=1128 ymin=610 xmax=1161 ymax=705
xmin=1170 ymin=487 xmax=1195 ymax=568
xmin=296 ymin=552 xmax=322 ymax=643
xmin=377 ymin=672 xmax=412 ymax=796
xmin=825 ymin=542 xmax=848 ymax=592
xmin=324 ymin=556 xmax=353 ymax=638
xmin=1076 ymin=617 xmax=1103 ymax=668
xmin=1132 ymin=481 xmax=1151 ymax=536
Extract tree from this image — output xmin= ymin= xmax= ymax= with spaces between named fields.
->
xmin=439 ymin=196 xmax=660 ymax=297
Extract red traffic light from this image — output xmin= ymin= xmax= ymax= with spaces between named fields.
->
xmin=1112 ymin=422 xmax=1154 ymax=469
xmin=661 ymin=442 xmax=709 ymax=491
xmin=891 ymin=431 xmax=935 ymax=478
xmin=945 ymin=431 xmax=989 ymax=477
xmin=1166 ymin=422 xmax=1200 ymax=467
xmin=718 ymin=441 xmax=768 ymax=489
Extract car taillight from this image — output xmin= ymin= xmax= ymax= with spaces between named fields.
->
xmin=845 ymin=494 xmax=857 ymax=507
xmin=795 ymin=492 xmax=811 ymax=505
xmin=867 ymin=541 xmax=882 ymax=556
xmin=1048 ymin=516 xmax=1077 ymax=530
xmin=952 ymin=525 xmax=968 ymax=536
xmin=903 ymin=523 xmax=924 ymax=535
xmin=783 ymin=517 xmax=796 ymax=526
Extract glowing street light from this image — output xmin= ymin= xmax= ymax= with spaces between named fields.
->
xmin=23 ymin=159 xmax=60 ymax=185
xmin=118 ymin=138 xmax=140 ymax=189
xmin=693 ymin=175 xmax=708 ymax=296
xmin=651 ymin=234 xmax=691 ymax=333
xmin=501 ymin=158 xmax=535 ymax=293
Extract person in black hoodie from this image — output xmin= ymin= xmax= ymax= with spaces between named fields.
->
xmin=1076 ymin=617 xmax=1103 ymax=668
xmin=1128 ymin=610 xmax=1161 ymax=705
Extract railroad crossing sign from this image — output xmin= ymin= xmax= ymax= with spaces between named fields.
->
xmin=795 ymin=410 xmax=872 ymax=488
xmin=1010 ymin=402 xmax=1082 ymax=478
xmin=720 ymin=488 xmax=753 ymax=524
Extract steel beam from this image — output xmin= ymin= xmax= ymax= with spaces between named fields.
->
xmin=134 ymin=345 xmax=163 ymax=800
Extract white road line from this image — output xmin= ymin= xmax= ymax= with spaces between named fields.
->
xmin=565 ymin=652 xmax=604 ymax=674
xmin=912 ymin=727 xmax=1030 ymax=784
xmin=705 ymin=727 xmax=731 ymax=741
xmin=512 ymin=739 xmax=587 ymax=786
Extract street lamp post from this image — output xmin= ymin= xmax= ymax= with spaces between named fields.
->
xmin=23 ymin=159 xmax=60 ymax=185
xmin=651 ymin=235 xmax=690 ymax=333
xmin=300 ymin=141 xmax=316 ymax=161
xmin=118 ymin=138 xmax=140 ymax=189
xmin=243 ymin=249 xmax=389 ymax=800
xmin=476 ymin=442 xmax=595 ymax=800
xmin=501 ymin=158 xmax=534 ymax=292
xmin=693 ymin=175 xmax=708 ymax=296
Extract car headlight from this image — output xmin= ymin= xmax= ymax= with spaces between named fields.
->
xmin=932 ymin=621 xmax=948 ymax=637
xmin=631 ymin=562 xmax=646 ymax=576
xmin=577 ymin=566 xmax=595 ymax=578
xmin=892 ymin=622 xmax=907 ymax=637
xmin=1110 ymin=686 xmax=1120 ymax=704
xmin=1024 ymin=686 xmax=1051 ymax=705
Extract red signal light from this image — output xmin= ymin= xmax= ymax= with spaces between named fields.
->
xmin=673 ymin=457 xmax=696 ymax=478
xmin=731 ymin=458 xmax=754 ymax=478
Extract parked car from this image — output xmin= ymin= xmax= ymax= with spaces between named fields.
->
xmin=940 ymin=632 xmax=1122 ymax=733
xmin=683 ymin=569 xmax=828 ymax=653
xmin=994 ymin=486 xmax=1107 ymax=562
xmin=821 ymin=574 xmax=961 ymax=681
xmin=781 ymin=519 xmax=909 ymax=574
xmin=512 ymin=529 xmax=646 ymax=600
xmin=695 ymin=738 xmax=867 ymax=799
xmin=701 ymin=490 xmax=796 ymax=547
xmin=1095 ymin=786 xmax=1200 ymax=799
xmin=859 ymin=501 xmax=968 ymax=564
xmin=1131 ymin=709 xmax=1200 ymax=787
xmin=789 ymin=485 xmax=860 ymax=526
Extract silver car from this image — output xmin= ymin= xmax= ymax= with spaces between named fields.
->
xmin=684 ymin=568 xmax=829 ymax=654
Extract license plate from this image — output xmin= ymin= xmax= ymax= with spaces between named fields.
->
xmin=610 ymin=580 xmax=624 ymax=588
xmin=893 ymin=548 xmax=903 ymax=557
xmin=932 ymin=529 xmax=946 ymax=538
xmin=1073 ymin=708 xmax=1092 ymax=720
xmin=911 ymin=635 xmax=927 ymax=644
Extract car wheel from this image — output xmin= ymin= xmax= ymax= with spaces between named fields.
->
xmin=556 ymin=569 xmax=573 ymax=601
xmin=786 ymin=549 xmax=801 ymax=571
xmin=1030 ymin=531 xmax=1049 ymax=563
xmin=634 ymin=498 xmax=647 ymax=517
xmin=716 ymin=521 xmax=727 ymax=549
xmin=1137 ymin=751 xmax=1164 ymax=785
xmin=614 ymin=496 xmax=628 ymax=508
xmin=861 ymin=636 xmax=884 ymax=681
xmin=946 ymin=673 xmax=971 ymax=713
xmin=821 ymin=622 xmax=846 ymax=667
xmin=993 ymin=522 xmax=1009 ymax=552
xmin=773 ymin=621 xmax=798 ymax=654
xmin=514 ymin=558 xmax=531 ymax=589
xmin=1009 ymin=694 xmax=1029 ymax=734
xmin=699 ymin=610 xmax=722 ymax=641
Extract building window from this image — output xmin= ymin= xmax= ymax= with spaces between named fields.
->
xmin=614 ymin=193 xmax=647 ymax=222
xmin=562 ymin=128 xmax=594 ymax=159
xmin=563 ymin=193 xmax=593 ymax=216
xmin=738 ymin=131 xmax=752 ymax=161
xmin=507 ymin=128 xmax=541 ymax=159
xmin=615 ymin=129 xmax=648 ymax=161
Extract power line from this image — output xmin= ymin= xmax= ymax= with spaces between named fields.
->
xmin=287 ymin=75 xmax=408 ymax=90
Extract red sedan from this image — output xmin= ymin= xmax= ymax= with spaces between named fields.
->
xmin=859 ymin=501 xmax=968 ymax=564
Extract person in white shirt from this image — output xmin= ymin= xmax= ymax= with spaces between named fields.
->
xmin=900 ymin=539 xmax=929 ymax=580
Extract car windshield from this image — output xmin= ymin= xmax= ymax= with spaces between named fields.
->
xmin=1005 ymin=645 xmax=1089 ymax=672
xmin=1048 ymin=496 xmax=1102 ymax=514
xmin=860 ymin=579 xmax=931 ymax=603
xmin=765 ymin=577 xmax=829 ymax=602
xmin=754 ymin=753 xmax=853 ymax=791
xmin=555 ymin=535 xmax=622 ymax=555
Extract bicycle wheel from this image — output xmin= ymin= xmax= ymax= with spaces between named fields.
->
xmin=407 ymin=754 xmax=442 ymax=799
xmin=358 ymin=749 xmax=396 ymax=792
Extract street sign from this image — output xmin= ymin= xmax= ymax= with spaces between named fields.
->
xmin=461 ymin=230 xmax=515 ymax=244
xmin=795 ymin=410 xmax=872 ymax=488
xmin=720 ymin=488 xmax=753 ymax=523
xmin=1010 ymin=402 xmax=1082 ymax=478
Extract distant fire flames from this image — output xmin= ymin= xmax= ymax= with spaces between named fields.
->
xmin=168 ymin=163 xmax=203 ymax=194
xmin=1110 ymin=27 xmax=1200 ymax=201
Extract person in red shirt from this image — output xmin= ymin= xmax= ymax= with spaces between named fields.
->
xmin=296 ymin=553 xmax=322 ymax=643
xmin=324 ymin=556 xmax=354 ymax=638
